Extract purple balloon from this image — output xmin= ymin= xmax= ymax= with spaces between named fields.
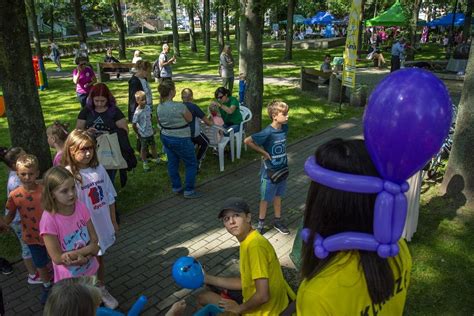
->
xmin=304 ymin=157 xmax=384 ymax=193
xmin=323 ymin=232 xmax=379 ymax=252
xmin=364 ymin=68 xmax=452 ymax=183
xmin=373 ymin=191 xmax=393 ymax=244
xmin=391 ymin=193 xmax=408 ymax=242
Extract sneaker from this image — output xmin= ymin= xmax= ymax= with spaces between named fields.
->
xmin=274 ymin=221 xmax=290 ymax=235
xmin=183 ymin=191 xmax=203 ymax=199
xmin=28 ymin=272 xmax=43 ymax=285
xmin=256 ymin=221 xmax=265 ymax=235
xmin=0 ymin=258 xmax=13 ymax=275
xmin=40 ymin=284 xmax=52 ymax=305
xmin=143 ymin=161 xmax=151 ymax=172
xmin=99 ymin=285 xmax=119 ymax=310
xmin=56 ymin=67 xmax=61 ymax=72
xmin=173 ymin=188 xmax=184 ymax=195
xmin=159 ymin=153 xmax=168 ymax=162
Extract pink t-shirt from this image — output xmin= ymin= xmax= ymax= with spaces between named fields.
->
xmin=40 ymin=200 xmax=99 ymax=282
xmin=53 ymin=151 xmax=63 ymax=166
xmin=73 ymin=66 xmax=95 ymax=95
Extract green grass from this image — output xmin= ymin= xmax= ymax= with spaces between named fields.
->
xmin=405 ymin=179 xmax=474 ymax=315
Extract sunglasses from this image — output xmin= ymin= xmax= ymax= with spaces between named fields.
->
xmin=78 ymin=146 xmax=93 ymax=153
xmin=217 ymin=95 xmax=224 ymax=100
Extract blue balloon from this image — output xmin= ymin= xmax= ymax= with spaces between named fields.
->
xmin=364 ymin=68 xmax=452 ymax=183
xmin=172 ymin=256 xmax=204 ymax=289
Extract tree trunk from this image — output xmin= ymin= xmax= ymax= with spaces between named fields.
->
xmin=0 ymin=0 xmax=52 ymax=173
xmin=244 ymin=0 xmax=263 ymax=134
xmin=463 ymin=0 xmax=474 ymax=41
xmin=199 ymin=13 xmax=205 ymax=45
xmin=239 ymin=0 xmax=248 ymax=76
xmin=357 ymin=0 xmax=366 ymax=57
xmin=217 ymin=0 xmax=224 ymax=53
xmin=284 ymin=0 xmax=295 ymax=60
xmin=112 ymin=0 xmax=126 ymax=60
xmin=189 ymin=4 xmax=197 ymax=52
xmin=225 ymin=6 xmax=230 ymax=41
xmin=408 ymin=0 xmax=422 ymax=61
xmin=204 ymin=0 xmax=211 ymax=62
xmin=71 ymin=0 xmax=87 ymax=43
xmin=170 ymin=0 xmax=181 ymax=57
xmin=235 ymin=8 xmax=240 ymax=49
xmin=25 ymin=0 xmax=43 ymax=58
xmin=50 ymin=2 xmax=54 ymax=40
xmin=441 ymin=39 xmax=474 ymax=208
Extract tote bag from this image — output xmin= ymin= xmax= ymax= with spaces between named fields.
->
xmin=96 ymin=132 xmax=127 ymax=170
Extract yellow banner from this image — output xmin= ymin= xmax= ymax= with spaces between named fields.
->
xmin=342 ymin=0 xmax=363 ymax=88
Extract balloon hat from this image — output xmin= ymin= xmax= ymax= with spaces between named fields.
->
xmin=303 ymin=68 xmax=453 ymax=259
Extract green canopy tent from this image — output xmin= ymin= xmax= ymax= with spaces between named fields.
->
xmin=365 ymin=0 xmax=409 ymax=26
xmin=280 ymin=14 xmax=306 ymax=24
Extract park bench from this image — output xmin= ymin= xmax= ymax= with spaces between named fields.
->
xmin=96 ymin=62 xmax=136 ymax=82
xmin=300 ymin=67 xmax=331 ymax=92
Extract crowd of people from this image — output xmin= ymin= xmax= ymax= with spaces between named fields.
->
xmin=0 ymin=41 xmax=413 ymax=316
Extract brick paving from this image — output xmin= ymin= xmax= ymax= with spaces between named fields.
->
xmin=0 ymin=119 xmax=362 ymax=315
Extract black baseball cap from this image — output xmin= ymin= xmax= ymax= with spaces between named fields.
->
xmin=217 ymin=197 xmax=250 ymax=219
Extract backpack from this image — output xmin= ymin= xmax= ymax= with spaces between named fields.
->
xmin=152 ymin=59 xmax=161 ymax=79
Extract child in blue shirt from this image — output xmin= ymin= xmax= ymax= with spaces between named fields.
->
xmin=244 ymin=100 xmax=290 ymax=235
xmin=238 ymin=73 xmax=246 ymax=105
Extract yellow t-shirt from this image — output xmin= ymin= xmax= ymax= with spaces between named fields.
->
xmin=296 ymin=240 xmax=412 ymax=316
xmin=239 ymin=230 xmax=296 ymax=315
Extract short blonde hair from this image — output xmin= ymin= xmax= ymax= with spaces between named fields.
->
xmin=267 ymin=100 xmax=289 ymax=119
xmin=42 ymin=166 xmax=75 ymax=213
xmin=135 ymin=90 xmax=146 ymax=100
xmin=43 ymin=276 xmax=101 ymax=316
xmin=16 ymin=154 xmax=39 ymax=171
xmin=181 ymin=88 xmax=193 ymax=102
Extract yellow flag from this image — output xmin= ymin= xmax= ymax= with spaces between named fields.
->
xmin=342 ymin=0 xmax=363 ymax=88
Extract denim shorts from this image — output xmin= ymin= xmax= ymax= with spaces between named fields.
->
xmin=260 ymin=177 xmax=287 ymax=202
xmin=10 ymin=222 xmax=32 ymax=259
xmin=28 ymin=245 xmax=50 ymax=268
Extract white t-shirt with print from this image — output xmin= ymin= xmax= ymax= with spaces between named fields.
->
xmin=67 ymin=164 xmax=116 ymax=254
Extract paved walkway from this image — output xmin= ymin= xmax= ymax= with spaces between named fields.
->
xmin=1 ymin=119 xmax=362 ymax=315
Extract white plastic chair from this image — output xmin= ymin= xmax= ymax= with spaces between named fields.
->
xmin=235 ymin=105 xmax=252 ymax=159
xmin=200 ymin=123 xmax=234 ymax=172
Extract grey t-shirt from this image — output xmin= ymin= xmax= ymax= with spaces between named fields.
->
xmin=219 ymin=53 xmax=234 ymax=78
xmin=157 ymin=100 xmax=190 ymax=138
xmin=159 ymin=52 xmax=172 ymax=78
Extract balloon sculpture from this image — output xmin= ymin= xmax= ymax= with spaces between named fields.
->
xmin=303 ymin=68 xmax=453 ymax=258
xmin=172 ymin=256 xmax=204 ymax=289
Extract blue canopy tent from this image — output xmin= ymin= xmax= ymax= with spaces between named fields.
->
xmin=310 ymin=11 xmax=335 ymax=25
xmin=333 ymin=16 xmax=349 ymax=25
xmin=280 ymin=14 xmax=306 ymax=24
xmin=428 ymin=13 xmax=473 ymax=27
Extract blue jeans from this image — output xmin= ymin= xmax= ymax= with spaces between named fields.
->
xmin=160 ymin=134 xmax=197 ymax=194
xmin=223 ymin=124 xmax=240 ymax=136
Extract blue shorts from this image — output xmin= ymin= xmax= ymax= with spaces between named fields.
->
xmin=10 ymin=222 xmax=32 ymax=259
xmin=28 ymin=245 xmax=50 ymax=268
xmin=260 ymin=177 xmax=287 ymax=202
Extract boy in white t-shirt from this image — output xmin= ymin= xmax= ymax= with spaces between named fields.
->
xmin=132 ymin=91 xmax=158 ymax=172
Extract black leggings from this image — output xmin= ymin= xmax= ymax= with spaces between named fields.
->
xmin=192 ymin=133 xmax=209 ymax=161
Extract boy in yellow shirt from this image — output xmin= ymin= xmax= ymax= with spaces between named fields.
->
xmin=197 ymin=197 xmax=295 ymax=315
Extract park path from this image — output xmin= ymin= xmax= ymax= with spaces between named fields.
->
xmin=1 ymin=119 xmax=363 ymax=315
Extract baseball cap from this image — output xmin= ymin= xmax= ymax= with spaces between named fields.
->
xmin=217 ymin=197 xmax=250 ymax=219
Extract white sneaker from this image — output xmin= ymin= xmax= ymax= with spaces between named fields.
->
xmin=56 ymin=67 xmax=61 ymax=72
xmin=27 ymin=272 xmax=43 ymax=285
xmin=99 ymin=285 xmax=119 ymax=309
